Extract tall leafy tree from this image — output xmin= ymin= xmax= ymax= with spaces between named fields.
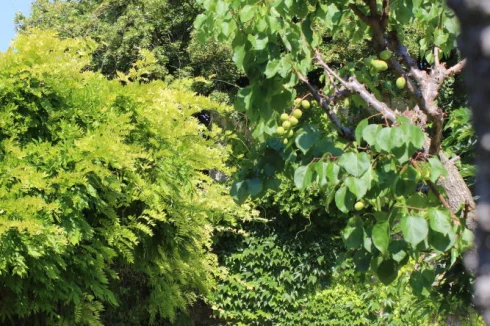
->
xmin=197 ymin=0 xmax=475 ymax=287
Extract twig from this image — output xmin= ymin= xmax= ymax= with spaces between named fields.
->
xmin=447 ymin=59 xmax=467 ymax=76
xmin=434 ymin=46 xmax=441 ymax=66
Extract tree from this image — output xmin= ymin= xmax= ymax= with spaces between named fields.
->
xmin=0 ymin=29 xmax=249 ymax=325
xmin=447 ymin=0 xmax=490 ymax=323
xmin=16 ymin=0 xmax=199 ymax=79
xmin=16 ymin=0 xmax=241 ymax=101
xmin=197 ymin=0 xmax=475 ymax=288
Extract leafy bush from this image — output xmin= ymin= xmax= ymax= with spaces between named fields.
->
xmin=0 ymin=30 xmax=248 ymax=325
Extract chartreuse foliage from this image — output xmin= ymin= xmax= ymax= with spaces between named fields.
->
xmin=0 ymin=30 xmax=250 ymax=324
xmin=196 ymin=0 xmax=474 ymax=289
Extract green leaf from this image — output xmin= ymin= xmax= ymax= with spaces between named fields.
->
xmin=428 ymin=208 xmax=452 ymax=235
xmin=326 ymin=162 xmax=340 ymax=185
xmin=376 ymin=127 xmax=393 ymax=152
xmin=372 ymin=222 xmax=390 ymax=255
xmin=429 ymin=230 xmax=455 ymax=252
xmin=264 ymin=60 xmax=280 ymax=79
xmin=389 ymin=240 xmax=408 ymax=263
xmin=335 ymin=186 xmax=355 ymax=213
xmin=344 ymin=176 xmax=368 ymax=200
xmin=239 ymin=5 xmax=255 ymax=22
xmin=401 ymin=216 xmax=429 ymax=247
xmin=295 ymin=127 xmax=320 ymax=154
xmin=338 ymin=152 xmax=370 ymax=177
xmin=246 ymin=178 xmax=263 ymax=196
xmin=410 ymin=270 xmax=435 ymax=297
xmin=375 ymin=259 xmax=398 ymax=285
xmin=294 ymin=165 xmax=312 ymax=190
xmin=355 ymin=118 xmax=368 ymax=145
xmin=362 ymin=124 xmax=381 ymax=146
xmin=400 ymin=123 xmax=425 ymax=149
xmin=428 ymin=157 xmax=447 ymax=182
xmin=231 ymin=180 xmax=249 ymax=204
xmin=342 ymin=216 xmax=364 ymax=249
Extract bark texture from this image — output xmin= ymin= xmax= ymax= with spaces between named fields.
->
xmin=447 ymin=0 xmax=490 ymax=323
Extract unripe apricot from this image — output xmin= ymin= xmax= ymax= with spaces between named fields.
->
xmin=354 ymin=201 xmax=365 ymax=211
xmin=292 ymin=109 xmax=303 ymax=119
xmin=396 ymin=76 xmax=406 ymax=89
xmin=301 ymin=100 xmax=311 ymax=110
xmin=280 ymin=113 xmax=289 ymax=121
xmin=289 ymin=116 xmax=299 ymax=126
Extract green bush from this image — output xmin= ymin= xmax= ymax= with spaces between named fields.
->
xmin=0 ymin=30 xmax=248 ymax=325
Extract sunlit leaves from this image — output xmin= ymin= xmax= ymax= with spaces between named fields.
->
xmin=400 ymin=216 xmax=429 ymax=248
xmin=343 ymin=216 xmax=364 ymax=249
xmin=338 ymin=152 xmax=370 ymax=177
xmin=372 ymin=222 xmax=390 ymax=256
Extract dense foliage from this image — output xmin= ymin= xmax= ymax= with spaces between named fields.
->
xmin=0 ymin=30 xmax=249 ymax=325
xmin=16 ymin=0 xmax=241 ymax=103
xmin=0 ymin=0 xmax=484 ymax=324
xmin=197 ymin=0 xmax=475 ymax=290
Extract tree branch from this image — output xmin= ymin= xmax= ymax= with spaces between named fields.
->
xmin=314 ymin=51 xmax=397 ymax=123
xmin=381 ymin=0 xmax=390 ymax=30
xmin=348 ymin=4 xmax=371 ymax=26
xmin=447 ymin=59 xmax=467 ymax=76
xmin=296 ymin=71 xmax=354 ymax=140
xmin=364 ymin=0 xmax=378 ymax=17
xmin=434 ymin=46 xmax=441 ymax=66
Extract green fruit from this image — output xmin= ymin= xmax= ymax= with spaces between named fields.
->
xmin=289 ymin=116 xmax=299 ymax=126
xmin=423 ymin=170 xmax=431 ymax=180
xmin=294 ymin=98 xmax=302 ymax=106
xmin=292 ymin=109 xmax=303 ymax=119
xmin=280 ymin=113 xmax=289 ymax=121
xmin=282 ymin=120 xmax=291 ymax=129
xmin=301 ymin=100 xmax=311 ymax=110
xmin=371 ymin=59 xmax=388 ymax=72
xmin=283 ymin=138 xmax=288 ymax=144
xmin=396 ymin=76 xmax=406 ymax=89
xmin=288 ymin=129 xmax=294 ymax=137
xmin=379 ymin=50 xmax=392 ymax=60
xmin=276 ymin=126 xmax=285 ymax=135
xmin=354 ymin=201 xmax=365 ymax=211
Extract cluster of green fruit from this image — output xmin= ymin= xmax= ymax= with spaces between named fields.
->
xmin=276 ymin=98 xmax=311 ymax=143
xmin=366 ymin=49 xmax=406 ymax=90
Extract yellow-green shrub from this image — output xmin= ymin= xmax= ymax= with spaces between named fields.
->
xmin=0 ymin=30 xmax=246 ymax=325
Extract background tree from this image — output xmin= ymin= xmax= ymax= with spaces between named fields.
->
xmin=16 ymin=0 xmax=241 ymax=102
xmin=448 ymin=0 xmax=490 ymax=323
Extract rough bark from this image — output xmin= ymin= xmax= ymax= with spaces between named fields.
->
xmin=447 ymin=0 xmax=490 ymax=323
xmin=439 ymin=152 xmax=477 ymax=229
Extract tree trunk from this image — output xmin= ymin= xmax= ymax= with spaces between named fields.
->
xmin=439 ymin=152 xmax=477 ymax=230
xmin=446 ymin=0 xmax=490 ymax=323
